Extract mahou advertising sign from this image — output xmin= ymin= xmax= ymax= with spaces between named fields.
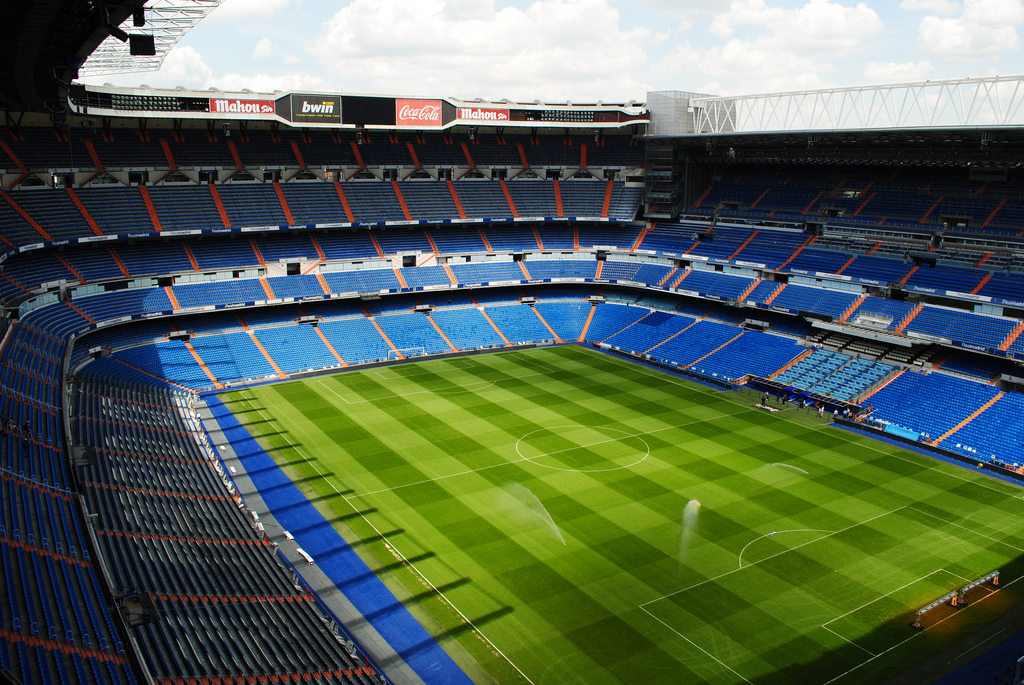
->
xmin=396 ymin=99 xmax=442 ymax=126
xmin=209 ymin=99 xmax=275 ymax=114
xmin=457 ymin=107 xmax=509 ymax=122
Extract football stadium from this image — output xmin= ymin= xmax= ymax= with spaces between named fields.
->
xmin=4 ymin=2 xmax=1024 ymax=684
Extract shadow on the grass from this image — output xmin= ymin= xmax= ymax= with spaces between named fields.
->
xmin=735 ymin=555 xmax=1024 ymax=685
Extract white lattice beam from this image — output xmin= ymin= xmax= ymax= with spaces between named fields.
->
xmin=692 ymin=76 xmax=1024 ymax=134
xmin=80 ymin=0 xmax=224 ymax=76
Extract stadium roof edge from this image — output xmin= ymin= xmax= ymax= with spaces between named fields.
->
xmin=79 ymin=0 xmax=226 ymax=77
xmin=646 ymin=75 xmax=1024 ymax=137
xmin=70 ymin=82 xmax=648 ymax=110
xmin=63 ymin=83 xmax=650 ymax=131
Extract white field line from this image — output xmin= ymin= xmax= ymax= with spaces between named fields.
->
xmin=622 ymin=354 xmax=1024 ymax=502
xmin=318 ymin=378 xmax=498 ymax=404
xmin=737 ymin=529 xmax=835 ymax=569
xmin=952 ymin=627 xmax=1006 ymax=662
xmin=822 ymin=568 xmax=960 ymax=631
xmin=315 ymin=364 xmax=560 ymax=406
xmin=906 ymin=505 xmax=1024 ymax=554
xmin=351 ymin=412 xmax=748 ymax=499
xmin=639 ymin=606 xmax=754 ymax=685
xmin=821 ymin=624 xmax=876 ymax=657
xmin=821 ymin=572 xmax=1023 ymax=685
xmin=368 ymin=351 xmax=559 ymax=382
xmin=642 ymin=506 xmax=908 ymax=608
xmin=372 ymin=357 xmax=476 ymax=380
xmin=238 ymin=392 xmax=537 ymax=685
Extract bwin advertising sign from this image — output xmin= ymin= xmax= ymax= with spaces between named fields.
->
xmin=280 ymin=94 xmax=342 ymax=123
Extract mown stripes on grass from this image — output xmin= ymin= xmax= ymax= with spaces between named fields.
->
xmin=223 ymin=346 xmax=1024 ymax=685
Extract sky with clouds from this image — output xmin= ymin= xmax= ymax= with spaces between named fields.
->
xmin=81 ymin=0 xmax=1024 ymax=102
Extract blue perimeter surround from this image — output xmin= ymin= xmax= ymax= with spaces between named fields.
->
xmin=833 ymin=423 xmax=1024 ymax=488
xmin=204 ymin=395 xmax=473 ymax=685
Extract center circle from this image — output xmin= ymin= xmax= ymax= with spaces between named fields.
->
xmin=515 ymin=425 xmax=650 ymax=472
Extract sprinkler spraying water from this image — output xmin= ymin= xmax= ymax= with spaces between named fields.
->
xmin=503 ymin=483 xmax=566 ymax=545
xmin=678 ymin=499 xmax=701 ymax=565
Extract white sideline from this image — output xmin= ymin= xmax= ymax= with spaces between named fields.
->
xmin=820 ymin=568 xmax=967 ymax=657
xmin=238 ymin=392 xmax=538 ymax=685
xmin=639 ymin=606 xmax=754 ymax=685
xmin=820 ymin=575 xmax=1012 ymax=685
xmin=625 ymin=359 xmax=1024 ymax=504
xmin=907 ymin=505 xmax=1024 ymax=554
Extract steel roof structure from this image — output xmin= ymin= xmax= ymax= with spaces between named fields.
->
xmin=690 ymin=75 xmax=1024 ymax=135
xmin=80 ymin=0 xmax=224 ymax=76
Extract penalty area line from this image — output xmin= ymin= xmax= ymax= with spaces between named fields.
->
xmin=821 ymin=624 xmax=875 ymax=657
xmin=822 ymin=568 xmax=964 ymax=630
xmin=820 ymin=570 xmax=1024 ymax=685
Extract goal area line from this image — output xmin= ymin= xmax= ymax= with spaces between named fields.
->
xmin=641 ymin=504 xmax=1020 ymax=685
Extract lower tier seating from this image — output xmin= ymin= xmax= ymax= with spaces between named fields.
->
xmin=776 ymin=350 xmax=896 ymax=402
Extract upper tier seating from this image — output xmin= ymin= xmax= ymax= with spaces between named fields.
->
xmin=1 ymin=231 xmax=1013 ymax=359
xmin=686 ymin=165 xmax=1024 ymax=236
xmin=0 ymin=178 xmax=643 ymax=249
xmin=3 ymin=128 xmax=644 ymax=178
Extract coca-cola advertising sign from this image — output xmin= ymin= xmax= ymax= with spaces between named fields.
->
xmin=209 ymin=98 xmax=275 ymax=114
xmin=457 ymin=107 xmax=509 ymax=122
xmin=396 ymin=99 xmax=442 ymax=126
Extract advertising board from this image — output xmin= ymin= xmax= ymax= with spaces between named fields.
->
xmin=456 ymin=107 xmax=510 ymax=122
xmin=396 ymin=99 xmax=443 ymax=126
xmin=209 ymin=98 xmax=275 ymax=115
xmin=278 ymin=94 xmax=342 ymax=123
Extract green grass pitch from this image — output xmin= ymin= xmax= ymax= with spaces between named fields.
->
xmin=221 ymin=345 xmax=1024 ymax=684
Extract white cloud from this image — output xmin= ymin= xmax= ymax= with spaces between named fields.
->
xmin=209 ymin=0 xmax=292 ymax=21
xmin=312 ymin=0 xmax=651 ymax=101
xmin=709 ymin=0 xmax=884 ymax=48
xmin=899 ymin=0 xmax=959 ymax=13
xmin=917 ymin=0 xmax=1024 ymax=60
xmin=79 ymin=45 xmax=329 ymax=94
xmin=106 ymin=45 xmax=213 ymax=88
xmin=252 ymin=38 xmax=276 ymax=59
xmin=864 ymin=60 xmax=933 ymax=82
xmin=205 ymin=71 xmax=331 ymax=93
xmin=655 ymin=0 xmax=884 ymax=95
xmin=284 ymin=54 xmax=301 ymax=65
xmin=657 ymin=38 xmax=834 ymax=95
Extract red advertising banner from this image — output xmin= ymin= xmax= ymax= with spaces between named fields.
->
xmin=396 ymin=99 xmax=443 ymax=126
xmin=209 ymin=98 xmax=275 ymax=114
xmin=457 ymin=107 xmax=509 ymax=122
